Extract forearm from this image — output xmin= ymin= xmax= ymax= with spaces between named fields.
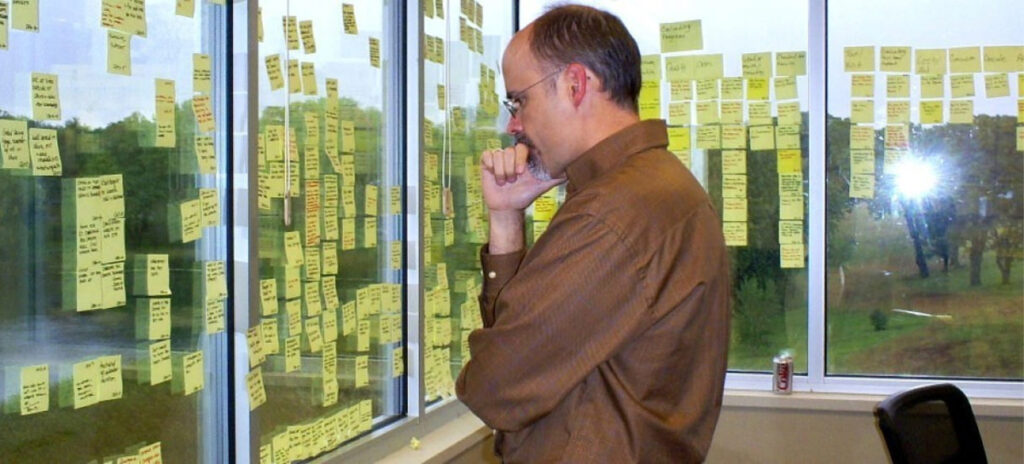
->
xmin=488 ymin=209 xmax=525 ymax=254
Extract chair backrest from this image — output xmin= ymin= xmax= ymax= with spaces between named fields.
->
xmin=873 ymin=383 xmax=987 ymax=464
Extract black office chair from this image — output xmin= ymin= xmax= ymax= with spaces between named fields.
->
xmin=874 ymin=383 xmax=987 ymax=464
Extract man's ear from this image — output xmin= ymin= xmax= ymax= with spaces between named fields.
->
xmin=565 ymin=62 xmax=588 ymax=107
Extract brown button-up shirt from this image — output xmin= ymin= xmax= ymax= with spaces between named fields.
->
xmin=456 ymin=120 xmax=731 ymax=463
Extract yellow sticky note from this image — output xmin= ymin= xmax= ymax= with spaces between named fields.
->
xmin=341 ymin=120 xmax=356 ymax=153
xmin=776 ymin=51 xmax=806 ymax=77
xmin=695 ymin=79 xmax=718 ymax=100
xmin=638 ymin=81 xmax=660 ymax=121
xmin=851 ymin=74 xmax=874 ymax=98
xmin=669 ymin=80 xmax=691 ymax=101
xmin=850 ymin=100 xmax=874 ymax=124
xmin=743 ymin=52 xmax=772 ymax=78
xmin=696 ymin=100 xmax=719 ymax=124
xmin=342 ymin=218 xmax=356 ymax=250
xmin=665 ymin=54 xmax=723 ymax=81
xmin=719 ymin=101 xmax=742 ymax=125
xmin=721 ymin=77 xmax=744 ymax=100
xmin=154 ymin=79 xmax=176 ymax=148
xmin=12 ymin=0 xmax=37 ymax=32
xmin=301 ymin=62 xmax=317 ymax=96
xmin=950 ymin=74 xmax=975 ymax=98
xmin=1017 ymin=127 xmax=1024 ymax=152
xmin=107 ymin=30 xmax=132 ymax=76
xmin=393 ymin=347 xmax=405 ymax=377
xmin=949 ymin=47 xmax=981 ymax=73
xmin=70 ymin=359 xmax=99 ymax=409
xmin=696 ymin=125 xmax=720 ymax=150
xmin=887 ymin=101 xmax=910 ymax=124
xmin=850 ymin=125 xmax=874 ymax=150
xmin=0 ymin=3 xmax=7 ymax=50
xmin=205 ymin=298 xmax=225 ymax=334
xmin=915 ymin=48 xmax=946 ymax=75
xmin=780 ymin=193 xmax=803 ymax=220
xmin=136 ymin=298 xmax=170 ymax=340
xmin=343 ymin=4 xmax=358 ymax=34
xmin=880 ymin=46 xmax=911 ymax=72
xmin=282 ymin=335 xmax=300 ymax=373
xmin=259 ymin=279 xmax=278 ymax=315
xmin=723 ymin=222 xmax=747 ymax=247
xmin=949 ymin=100 xmax=973 ymax=125
xmin=748 ymin=101 xmax=772 ymax=126
xmin=369 ymin=37 xmax=381 ymax=68
xmin=181 ymin=351 xmax=203 ymax=395
xmin=193 ymin=95 xmax=215 ymax=133
xmin=780 ymin=244 xmax=804 ymax=268
xmin=886 ymin=74 xmax=910 ymax=98
xmin=774 ymin=76 xmax=797 ymax=100
xmin=920 ymin=74 xmax=944 ymax=98
xmin=984 ymin=73 xmax=1009 ymax=98
xmin=246 ymin=367 xmax=266 ymax=410
xmin=246 ymin=325 xmax=265 ymax=368
xmin=354 ymin=354 xmax=370 ymax=388
xmin=722 ymin=174 xmax=746 ymax=198
xmin=32 ymin=73 xmax=60 ymax=121
xmin=193 ymin=53 xmax=211 ymax=94
xmin=722 ymin=197 xmax=747 ymax=222
xmin=21 ymin=364 xmax=49 ymax=415
xmin=641 ymin=55 xmax=661 ymax=82
xmin=299 ymin=20 xmax=316 ymax=54
xmin=660 ymin=20 xmax=702 ymax=53
xmin=775 ymin=125 xmax=800 ymax=150
xmin=777 ymin=149 xmax=802 ymax=174
xmin=721 ymin=125 xmax=746 ymax=150
xmin=850 ymin=150 xmax=875 ymax=175
xmin=28 ymin=128 xmax=61 ymax=176
xmin=176 ymin=0 xmax=195 ymax=18
xmin=0 ymin=119 xmax=30 ymax=170
xmin=746 ymin=78 xmax=769 ymax=100
xmin=777 ymin=101 xmax=801 ymax=126
xmin=287 ymin=59 xmax=301 ymax=93
xmin=667 ymin=127 xmax=690 ymax=152
xmin=283 ymin=230 xmax=304 ymax=266
xmin=668 ymin=102 xmax=691 ymax=126
xmin=919 ymin=100 xmax=943 ymax=124
xmin=265 ymin=54 xmax=284 ymax=90
xmin=1018 ymin=98 xmax=1024 ymax=123
xmin=983 ymin=46 xmax=1023 ymax=73
xmin=884 ymin=125 xmax=909 ymax=150
xmin=146 ymin=340 xmax=172 ymax=385
xmin=122 ymin=0 xmax=146 ymax=37
xmin=283 ymin=15 xmax=298 ymax=50
xmin=722 ymin=150 xmax=746 ymax=174
xmin=97 ymin=355 xmax=122 ymax=402
xmin=849 ymin=174 xmax=875 ymax=199
xmin=779 ymin=220 xmax=803 ymax=245
xmin=194 ymin=136 xmax=216 ymax=174
xmin=844 ymin=46 xmax=874 ymax=72
xmin=749 ymin=125 xmax=775 ymax=151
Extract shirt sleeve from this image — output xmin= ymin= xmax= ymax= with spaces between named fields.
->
xmin=477 ymin=245 xmax=526 ymax=328
xmin=456 ymin=211 xmax=652 ymax=432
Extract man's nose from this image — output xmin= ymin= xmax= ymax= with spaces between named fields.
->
xmin=505 ymin=113 xmax=522 ymax=135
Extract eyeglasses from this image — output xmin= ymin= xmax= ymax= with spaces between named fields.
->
xmin=502 ymin=68 xmax=563 ymax=118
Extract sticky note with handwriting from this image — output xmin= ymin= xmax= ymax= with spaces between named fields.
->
xmin=844 ymin=46 xmax=874 ymax=72
xmin=660 ymin=20 xmax=701 ymax=52
xmin=29 ymin=128 xmax=61 ymax=176
xmin=20 ymin=364 xmax=49 ymax=415
xmin=343 ymin=4 xmax=358 ymax=34
xmin=193 ymin=53 xmax=212 ymax=94
xmin=12 ymin=0 xmax=37 ymax=32
xmin=155 ymin=78 xmax=176 ymax=148
xmin=32 ymin=73 xmax=60 ymax=121
xmin=0 ymin=119 xmax=30 ymax=170
xmin=108 ymin=30 xmax=132 ymax=76
xmin=299 ymin=19 xmax=316 ymax=54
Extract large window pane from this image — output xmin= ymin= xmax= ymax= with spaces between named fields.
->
xmin=251 ymin=0 xmax=403 ymax=460
xmin=520 ymin=0 xmax=811 ymax=372
xmin=421 ymin=0 xmax=515 ymax=404
xmin=0 ymin=2 xmax=230 ymax=462
xmin=826 ymin=0 xmax=1023 ymax=378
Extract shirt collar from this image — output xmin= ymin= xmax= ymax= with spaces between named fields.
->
xmin=564 ymin=119 xmax=669 ymax=195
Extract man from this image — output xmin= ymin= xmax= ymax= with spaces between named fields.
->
xmin=455 ymin=5 xmax=731 ymax=463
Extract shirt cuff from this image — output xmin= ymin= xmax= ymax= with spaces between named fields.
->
xmin=479 ymin=244 xmax=526 ymax=314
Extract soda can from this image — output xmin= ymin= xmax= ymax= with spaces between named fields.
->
xmin=772 ymin=353 xmax=793 ymax=394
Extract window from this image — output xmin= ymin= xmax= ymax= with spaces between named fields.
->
xmin=0 ymin=2 xmax=230 ymax=462
xmin=826 ymin=0 xmax=1023 ymax=378
xmin=249 ymin=1 xmax=405 ymax=460
xmin=420 ymin=0 xmax=516 ymax=405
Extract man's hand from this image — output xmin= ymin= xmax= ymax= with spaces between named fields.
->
xmin=480 ymin=144 xmax=565 ymax=213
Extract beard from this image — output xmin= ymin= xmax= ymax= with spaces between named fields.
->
xmin=514 ymin=134 xmax=553 ymax=181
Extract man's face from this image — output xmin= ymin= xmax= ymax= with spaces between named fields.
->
xmin=501 ymin=32 xmax=562 ymax=180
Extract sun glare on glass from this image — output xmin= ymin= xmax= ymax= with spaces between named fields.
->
xmin=893 ymin=157 xmax=938 ymax=200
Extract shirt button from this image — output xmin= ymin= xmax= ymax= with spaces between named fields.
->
xmin=487 ymin=271 xmax=497 ymax=279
